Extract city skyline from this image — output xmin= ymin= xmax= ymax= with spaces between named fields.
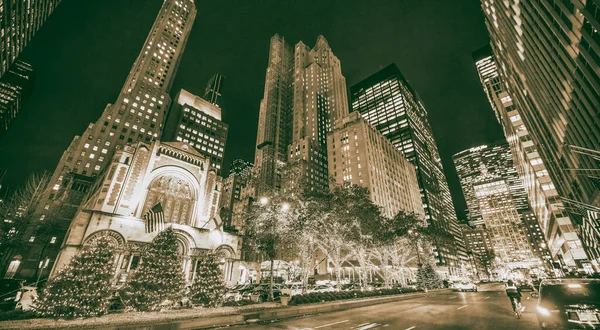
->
xmin=0 ymin=0 xmax=502 ymax=220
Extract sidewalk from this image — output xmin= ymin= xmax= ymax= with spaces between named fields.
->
xmin=0 ymin=289 xmax=450 ymax=329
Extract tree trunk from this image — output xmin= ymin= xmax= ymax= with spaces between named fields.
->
xmin=268 ymin=258 xmax=274 ymax=301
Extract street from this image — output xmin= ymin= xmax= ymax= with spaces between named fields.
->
xmin=231 ymin=284 xmax=540 ymax=330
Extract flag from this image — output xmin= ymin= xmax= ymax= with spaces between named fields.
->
xmin=144 ymin=202 xmax=165 ymax=233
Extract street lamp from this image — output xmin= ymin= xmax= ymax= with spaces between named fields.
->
xmin=260 ymin=197 xmax=269 ymax=205
xmin=281 ymin=202 xmax=290 ymax=212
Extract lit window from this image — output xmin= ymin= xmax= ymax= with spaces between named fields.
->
xmin=29 ymin=236 xmax=35 ymax=243
xmin=84 ymin=143 xmax=90 ymax=148
xmin=50 ymin=237 xmax=57 ymax=244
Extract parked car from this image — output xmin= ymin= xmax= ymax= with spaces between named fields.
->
xmin=309 ymin=284 xmax=337 ymax=293
xmin=0 ymin=278 xmax=24 ymax=311
xmin=224 ymin=284 xmax=253 ymax=302
xmin=535 ymin=278 xmax=600 ymax=329
xmin=458 ymin=281 xmax=478 ymax=292
xmin=517 ymin=280 xmax=535 ymax=292
xmin=243 ymin=283 xmax=284 ymax=302
xmin=341 ymin=283 xmax=362 ymax=291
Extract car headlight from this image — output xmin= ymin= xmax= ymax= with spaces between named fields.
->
xmin=537 ymin=305 xmax=550 ymax=316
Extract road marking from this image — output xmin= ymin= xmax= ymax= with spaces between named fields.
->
xmin=408 ymin=303 xmax=422 ymax=308
xmin=485 ymin=296 xmax=490 ymax=299
xmin=315 ymin=320 xmax=349 ymax=328
xmin=457 ymin=305 xmax=468 ymax=310
xmin=356 ymin=323 xmax=370 ymax=327
xmin=355 ymin=323 xmax=380 ymax=330
xmin=406 ymin=327 xmax=416 ymax=330
xmin=448 ymin=296 xmax=457 ymax=299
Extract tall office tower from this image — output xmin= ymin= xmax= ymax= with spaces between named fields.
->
xmin=219 ymin=159 xmax=253 ymax=232
xmin=163 ymin=89 xmax=228 ymax=173
xmin=460 ymin=224 xmax=494 ymax=278
xmin=473 ymin=45 xmax=590 ymax=271
xmin=327 ymin=112 xmax=424 ymax=219
xmin=453 ymin=143 xmax=528 ymax=227
xmin=453 ymin=142 xmax=551 ymax=265
xmin=5 ymin=0 xmax=197 ymax=281
xmin=474 ymin=179 xmax=536 ymax=266
xmin=203 ymin=73 xmax=224 ymax=107
xmin=481 ymin=0 xmax=600 ymax=271
xmin=285 ymin=36 xmax=349 ymax=193
xmin=0 ymin=1 xmax=61 ymax=77
xmin=0 ymin=60 xmax=34 ymax=139
xmin=254 ymin=34 xmax=294 ymax=194
xmin=351 ymin=64 xmax=466 ymax=274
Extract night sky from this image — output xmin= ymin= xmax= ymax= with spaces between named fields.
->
xmin=0 ymin=0 xmax=504 ymax=219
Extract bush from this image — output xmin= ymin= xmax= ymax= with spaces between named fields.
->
xmin=222 ymin=299 xmax=258 ymax=307
xmin=288 ymin=287 xmax=420 ymax=306
xmin=0 ymin=310 xmax=38 ymax=321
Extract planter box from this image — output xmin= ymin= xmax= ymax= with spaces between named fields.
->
xmin=250 ymin=294 xmax=261 ymax=302
xmin=280 ymin=296 xmax=290 ymax=306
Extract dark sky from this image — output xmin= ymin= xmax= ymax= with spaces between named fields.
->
xmin=0 ymin=0 xmax=504 ymax=219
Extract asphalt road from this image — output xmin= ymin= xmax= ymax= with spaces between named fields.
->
xmin=231 ymin=284 xmax=540 ymax=330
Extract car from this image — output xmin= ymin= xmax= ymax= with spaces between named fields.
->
xmin=309 ymin=284 xmax=337 ymax=293
xmin=0 ymin=278 xmax=24 ymax=311
xmin=224 ymin=284 xmax=253 ymax=302
xmin=535 ymin=278 xmax=600 ymax=329
xmin=243 ymin=283 xmax=284 ymax=302
xmin=458 ymin=281 xmax=478 ymax=292
xmin=281 ymin=283 xmax=304 ymax=296
xmin=341 ymin=283 xmax=362 ymax=291
xmin=517 ymin=280 xmax=535 ymax=292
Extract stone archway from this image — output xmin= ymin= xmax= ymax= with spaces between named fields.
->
xmin=141 ymin=173 xmax=198 ymax=226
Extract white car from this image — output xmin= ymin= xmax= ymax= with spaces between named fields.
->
xmin=309 ymin=285 xmax=337 ymax=293
xmin=16 ymin=286 xmax=37 ymax=311
xmin=458 ymin=282 xmax=478 ymax=292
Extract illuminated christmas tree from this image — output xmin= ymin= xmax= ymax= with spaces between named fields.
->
xmin=35 ymin=236 xmax=116 ymax=319
xmin=417 ymin=263 xmax=443 ymax=290
xmin=122 ymin=227 xmax=186 ymax=311
xmin=190 ymin=253 xmax=225 ymax=307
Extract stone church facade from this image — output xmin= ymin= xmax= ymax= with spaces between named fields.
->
xmin=51 ymin=141 xmax=243 ymax=285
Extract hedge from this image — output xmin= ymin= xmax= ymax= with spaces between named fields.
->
xmin=288 ymin=287 xmax=421 ymax=306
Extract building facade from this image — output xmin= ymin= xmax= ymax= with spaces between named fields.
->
xmin=253 ymin=34 xmax=294 ymax=194
xmin=0 ymin=60 xmax=34 ymax=139
xmin=327 ymin=112 xmax=424 ymax=219
xmin=0 ymin=0 xmax=61 ymax=77
xmin=481 ymin=0 xmax=600 ymax=270
xmin=460 ymin=224 xmax=494 ymax=278
xmin=350 ymin=64 xmax=466 ymax=274
xmin=219 ymin=160 xmax=253 ymax=233
xmin=51 ymin=141 xmax=241 ymax=286
xmin=163 ymin=89 xmax=228 ymax=174
xmin=473 ymin=44 xmax=591 ymax=271
xmin=5 ymin=0 xmax=197 ymax=281
xmin=453 ymin=142 xmax=551 ymax=267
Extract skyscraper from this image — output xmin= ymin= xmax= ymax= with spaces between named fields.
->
xmin=4 ymin=0 xmax=197 ymax=281
xmin=327 ymin=112 xmax=424 ymax=219
xmin=285 ymin=36 xmax=349 ymax=193
xmin=219 ymin=159 xmax=253 ymax=232
xmin=481 ymin=0 xmax=600 ymax=271
xmin=254 ymin=34 xmax=294 ymax=194
xmin=254 ymin=34 xmax=348 ymax=195
xmin=453 ymin=142 xmax=528 ymax=227
xmin=350 ymin=64 xmax=466 ymax=274
xmin=203 ymin=73 xmax=225 ymax=107
xmin=453 ymin=142 xmax=550 ymax=266
xmin=229 ymin=159 xmax=253 ymax=179
xmin=163 ymin=89 xmax=228 ymax=173
xmin=0 ymin=60 xmax=34 ymax=139
xmin=0 ymin=0 xmax=61 ymax=77
xmin=473 ymin=44 xmax=591 ymax=271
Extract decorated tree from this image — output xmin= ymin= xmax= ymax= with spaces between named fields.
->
xmin=121 ymin=227 xmax=186 ymax=311
xmin=417 ymin=263 xmax=443 ymax=290
xmin=189 ymin=253 xmax=225 ymax=307
xmin=35 ymin=235 xmax=116 ymax=318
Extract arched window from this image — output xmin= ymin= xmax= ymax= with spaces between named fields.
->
xmin=142 ymin=175 xmax=196 ymax=226
xmin=5 ymin=256 xmax=22 ymax=278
